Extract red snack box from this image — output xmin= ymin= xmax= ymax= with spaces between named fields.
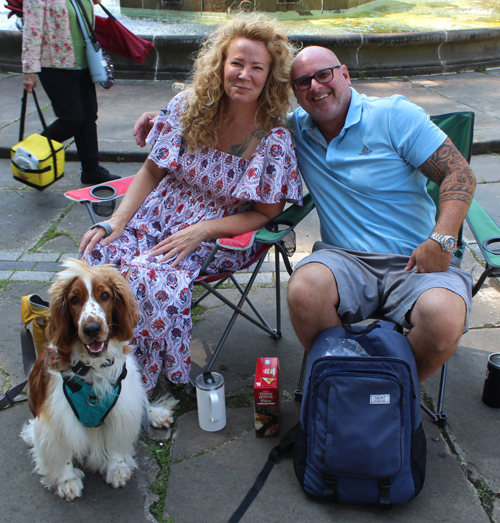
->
xmin=254 ymin=357 xmax=280 ymax=437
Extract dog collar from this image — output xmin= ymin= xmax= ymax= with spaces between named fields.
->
xmin=62 ymin=362 xmax=127 ymax=428
xmin=71 ymin=358 xmax=115 ymax=377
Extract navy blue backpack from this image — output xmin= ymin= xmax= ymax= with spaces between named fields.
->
xmin=294 ymin=320 xmax=426 ymax=506
xmin=228 ymin=321 xmax=426 ymax=522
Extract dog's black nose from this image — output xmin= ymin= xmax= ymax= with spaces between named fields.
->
xmin=83 ymin=322 xmax=102 ymax=338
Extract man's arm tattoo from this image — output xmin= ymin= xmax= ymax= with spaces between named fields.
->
xmin=418 ymin=138 xmax=476 ymax=205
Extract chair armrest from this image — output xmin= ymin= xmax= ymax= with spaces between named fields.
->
xmin=215 ymin=193 xmax=315 ymax=251
xmin=64 ymin=176 xmax=135 ymax=203
xmin=255 ymin=193 xmax=315 ymax=245
xmin=217 ymin=230 xmax=258 ymax=250
xmin=466 ymin=199 xmax=500 ymax=271
xmin=466 ymin=199 xmax=500 ymax=296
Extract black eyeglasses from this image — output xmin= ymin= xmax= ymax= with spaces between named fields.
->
xmin=291 ymin=65 xmax=342 ymax=92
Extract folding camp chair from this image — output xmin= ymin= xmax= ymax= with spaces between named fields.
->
xmin=64 ymin=181 xmax=315 ymax=382
xmin=294 ymin=111 xmax=500 ymax=426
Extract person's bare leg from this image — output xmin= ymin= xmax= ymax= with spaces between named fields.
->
xmin=406 ymin=288 xmax=466 ymax=383
xmin=288 ymin=263 xmax=342 ymax=352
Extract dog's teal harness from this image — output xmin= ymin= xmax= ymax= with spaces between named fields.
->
xmin=62 ymin=360 xmax=127 ymax=428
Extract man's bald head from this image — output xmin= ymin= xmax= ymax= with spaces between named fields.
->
xmin=290 ymin=46 xmax=351 ymax=142
xmin=291 ymin=46 xmax=341 ymax=78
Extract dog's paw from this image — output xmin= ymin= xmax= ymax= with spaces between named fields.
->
xmin=105 ymin=457 xmax=135 ymax=489
xmin=148 ymin=394 xmax=179 ymax=428
xmin=55 ymin=471 xmax=84 ymax=501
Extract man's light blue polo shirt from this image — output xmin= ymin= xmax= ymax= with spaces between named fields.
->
xmin=290 ymin=88 xmax=447 ymax=256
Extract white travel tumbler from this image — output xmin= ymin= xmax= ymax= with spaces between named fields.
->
xmin=195 ymin=372 xmax=226 ymax=432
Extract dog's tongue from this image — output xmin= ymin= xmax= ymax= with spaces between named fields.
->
xmin=88 ymin=341 xmax=103 ymax=353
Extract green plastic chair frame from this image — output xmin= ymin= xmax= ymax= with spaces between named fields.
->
xmin=294 ymin=111 xmax=500 ymax=426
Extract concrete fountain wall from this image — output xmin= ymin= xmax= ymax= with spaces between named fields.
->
xmin=1 ymin=27 xmax=500 ymax=80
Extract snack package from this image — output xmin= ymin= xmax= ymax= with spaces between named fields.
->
xmin=254 ymin=357 xmax=280 ymax=437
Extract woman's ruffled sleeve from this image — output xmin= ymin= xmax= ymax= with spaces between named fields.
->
xmin=146 ymin=92 xmax=187 ymax=170
xmin=231 ymin=128 xmax=302 ymax=205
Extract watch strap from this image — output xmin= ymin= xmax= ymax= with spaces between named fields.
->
xmin=428 ymin=232 xmax=457 ymax=252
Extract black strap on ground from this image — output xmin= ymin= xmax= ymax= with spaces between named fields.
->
xmin=0 ymin=326 xmax=37 ymax=410
xmin=227 ymin=423 xmax=298 ymax=523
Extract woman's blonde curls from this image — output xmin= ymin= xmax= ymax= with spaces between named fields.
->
xmin=178 ymin=13 xmax=298 ymax=152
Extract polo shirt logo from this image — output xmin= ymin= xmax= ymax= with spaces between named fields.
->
xmin=359 ymin=145 xmax=372 ymax=156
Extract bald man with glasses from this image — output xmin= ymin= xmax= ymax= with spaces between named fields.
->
xmin=287 ymin=46 xmax=476 ymax=383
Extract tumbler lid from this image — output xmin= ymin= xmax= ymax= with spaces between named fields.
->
xmin=488 ymin=353 xmax=500 ymax=369
xmin=195 ymin=371 xmax=224 ymax=391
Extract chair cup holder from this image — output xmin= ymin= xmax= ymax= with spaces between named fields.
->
xmin=483 ymin=237 xmax=500 ymax=256
xmin=90 ymin=185 xmax=117 ymax=217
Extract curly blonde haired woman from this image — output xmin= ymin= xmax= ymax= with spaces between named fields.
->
xmin=80 ymin=14 xmax=302 ymax=394
xmin=179 ymin=14 xmax=294 ymax=152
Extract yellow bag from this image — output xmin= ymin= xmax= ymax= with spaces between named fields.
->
xmin=11 ymin=89 xmax=65 ymax=190
xmin=11 ymin=134 xmax=65 ymax=189
xmin=21 ymin=294 xmax=50 ymax=356
xmin=0 ymin=294 xmax=50 ymax=409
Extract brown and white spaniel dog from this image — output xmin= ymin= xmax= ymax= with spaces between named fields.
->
xmin=21 ymin=259 xmax=177 ymax=500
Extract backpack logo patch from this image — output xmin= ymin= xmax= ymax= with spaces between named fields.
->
xmin=370 ymin=394 xmax=390 ymax=404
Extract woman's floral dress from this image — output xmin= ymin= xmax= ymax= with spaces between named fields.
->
xmin=84 ymin=92 xmax=302 ymax=393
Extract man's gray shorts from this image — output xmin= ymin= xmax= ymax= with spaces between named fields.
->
xmin=295 ymin=242 xmax=473 ymax=332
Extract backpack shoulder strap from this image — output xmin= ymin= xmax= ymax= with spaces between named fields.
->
xmin=227 ymin=423 xmax=299 ymax=523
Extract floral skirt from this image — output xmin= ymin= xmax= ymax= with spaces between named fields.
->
xmin=83 ymin=226 xmax=258 ymax=394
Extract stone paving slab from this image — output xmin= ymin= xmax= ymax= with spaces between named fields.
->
xmin=0 ymin=251 xmax=22 ymax=261
xmin=423 ymin=329 xmax=500 ymax=493
xmin=19 ymin=253 xmax=61 ymax=262
xmin=0 ymin=75 xmax=53 ymax=142
xmin=32 ymin=262 xmax=61 ymax=272
xmin=190 ymin=287 xmax=305 ymax=397
xmin=0 ymin=189 xmax=70 ymax=251
xmin=411 ymin=71 xmax=500 ymax=120
xmin=165 ymin=402 xmax=488 ymax=523
xmin=10 ymin=271 xmax=56 ymax=282
xmin=474 ymin=183 xmax=500 ymax=223
xmin=470 ymin=153 xmax=500 ymax=184
xmin=0 ymin=261 xmax=35 ymax=271
xmin=0 ymin=403 xmax=155 ymax=523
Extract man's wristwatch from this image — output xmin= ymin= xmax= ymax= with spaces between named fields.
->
xmin=428 ymin=232 xmax=457 ymax=252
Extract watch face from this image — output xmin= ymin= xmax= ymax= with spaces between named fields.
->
xmin=443 ymin=237 xmax=456 ymax=251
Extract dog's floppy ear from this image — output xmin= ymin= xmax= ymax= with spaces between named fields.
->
xmin=109 ymin=270 xmax=139 ymax=342
xmin=45 ymin=277 xmax=77 ymax=354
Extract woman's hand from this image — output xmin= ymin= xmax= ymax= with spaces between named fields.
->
xmin=149 ymin=200 xmax=286 ymax=267
xmin=22 ymin=73 xmax=38 ymax=93
xmin=79 ymin=219 xmax=126 ymax=255
xmin=133 ymin=111 xmax=160 ymax=147
xmin=148 ymin=223 xmax=207 ymax=267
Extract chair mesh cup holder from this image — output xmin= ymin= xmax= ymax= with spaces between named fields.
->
xmin=265 ymin=218 xmax=297 ymax=256
xmin=90 ymin=185 xmax=117 ymax=217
